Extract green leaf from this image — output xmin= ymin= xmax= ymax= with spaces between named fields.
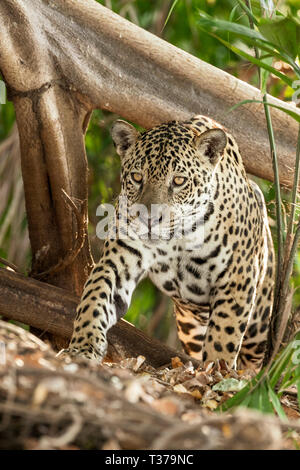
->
xmin=258 ymin=16 xmax=300 ymax=60
xmin=287 ymin=0 xmax=300 ymax=8
xmin=217 ymin=381 xmax=252 ymax=412
xmin=218 ymin=369 xmax=265 ymax=412
xmin=268 ymin=385 xmax=287 ymax=420
xmin=219 ymin=336 xmax=300 ymax=415
xmin=162 ymin=0 xmax=180 ymax=32
xmin=206 ymin=34 xmax=294 ymax=87
xmin=279 ymin=371 xmax=299 ymax=393
xmin=248 ymin=382 xmax=274 ymax=414
xmin=212 ymin=378 xmax=248 ymax=392
xmin=269 ymin=335 xmax=300 ymax=388
xmin=229 ymin=4 xmax=240 ymax=23
xmin=261 ymin=56 xmax=273 ymax=94
xmin=278 ymin=363 xmax=298 ymax=392
xmin=235 ymin=0 xmax=258 ymax=26
xmin=198 ymin=11 xmax=264 ymax=41
xmin=197 ymin=11 xmax=300 ymax=76
xmin=238 ymin=394 xmax=252 ymax=408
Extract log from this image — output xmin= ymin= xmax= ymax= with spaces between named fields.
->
xmin=0 ymin=0 xmax=299 ymax=190
xmin=0 ymin=267 xmax=199 ymax=368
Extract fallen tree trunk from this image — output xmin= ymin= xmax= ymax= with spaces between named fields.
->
xmin=0 ymin=267 xmax=198 ymax=368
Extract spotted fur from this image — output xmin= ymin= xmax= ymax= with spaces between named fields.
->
xmin=67 ymin=115 xmax=274 ymax=369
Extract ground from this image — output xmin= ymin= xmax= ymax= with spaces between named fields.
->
xmin=0 ymin=320 xmax=299 ymax=450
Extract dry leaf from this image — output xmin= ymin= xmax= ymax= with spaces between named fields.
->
xmin=203 ymin=399 xmax=218 ymax=410
xmin=102 ymin=439 xmax=121 ymax=450
xmin=181 ymin=411 xmax=204 ymax=423
xmin=173 ymin=383 xmax=188 ymax=394
xmin=124 ymin=379 xmax=145 ymax=403
xmin=32 ymin=383 xmax=48 ymax=406
xmin=190 ymin=389 xmax=203 ymax=400
xmin=222 ymin=424 xmax=233 ymax=438
xmin=133 ymin=355 xmax=146 ymax=372
xmin=171 ymin=356 xmax=183 ymax=369
xmin=151 ymin=398 xmax=179 ymax=416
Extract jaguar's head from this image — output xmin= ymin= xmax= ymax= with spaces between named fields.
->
xmin=111 ymin=118 xmax=227 ymax=242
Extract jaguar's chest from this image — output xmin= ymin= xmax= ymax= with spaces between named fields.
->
xmin=147 ymin=238 xmax=233 ymax=304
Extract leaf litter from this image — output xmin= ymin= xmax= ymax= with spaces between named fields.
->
xmin=0 ymin=320 xmax=299 ymax=449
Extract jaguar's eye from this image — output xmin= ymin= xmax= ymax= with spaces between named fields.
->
xmin=173 ymin=176 xmax=187 ymax=187
xmin=131 ymin=172 xmax=143 ymax=184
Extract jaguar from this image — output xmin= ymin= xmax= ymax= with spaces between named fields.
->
xmin=66 ymin=115 xmax=274 ymax=369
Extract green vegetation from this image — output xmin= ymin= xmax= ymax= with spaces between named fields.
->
xmin=219 ymin=331 xmax=300 ymax=417
xmin=0 ymin=101 xmax=14 ymax=140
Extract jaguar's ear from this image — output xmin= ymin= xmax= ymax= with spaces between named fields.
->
xmin=194 ymin=128 xmax=227 ymax=164
xmin=111 ymin=120 xmax=139 ymax=159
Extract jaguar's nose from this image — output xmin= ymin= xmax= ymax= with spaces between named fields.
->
xmin=139 ymin=214 xmax=163 ymax=230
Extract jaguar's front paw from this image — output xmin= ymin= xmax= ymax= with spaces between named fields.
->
xmin=57 ymin=342 xmax=107 ymax=364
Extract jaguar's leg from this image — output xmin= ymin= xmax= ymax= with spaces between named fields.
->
xmin=174 ymin=299 xmax=210 ymax=360
xmin=202 ymin=269 xmax=258 ymax=369
xmin=66 ymin=239 xmax=149 ymax=362
xmin=238 ymin=236 xmax=274 ymax=369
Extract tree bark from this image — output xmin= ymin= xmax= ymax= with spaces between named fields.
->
xmin=0 ymin=0 xmax=298 ymax=191
xmin=0 ymin=267 xmax=199 ymax=368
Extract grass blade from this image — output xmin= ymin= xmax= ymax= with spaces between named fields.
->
xmin=248 ymin=383 xmax=274 ymax=414
xmin=227 ymin=99 xmax=300 ymax=123
xmin=236 ymin=0 xmax=258 ymax=26
xmin=201 ymin=33 xmax=294 ymax=87
xmin=268 ymin=385 xmax=287 ymax=420
xmin=197 ymin=11 xmax=264 ymax=41
xmin=218 ymin=369 xmax=265 ymax=412
xmin=197 ymin=11 xmax=300 ymax=77
xmin=162 ymin=0 xmax=180 ymax=32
